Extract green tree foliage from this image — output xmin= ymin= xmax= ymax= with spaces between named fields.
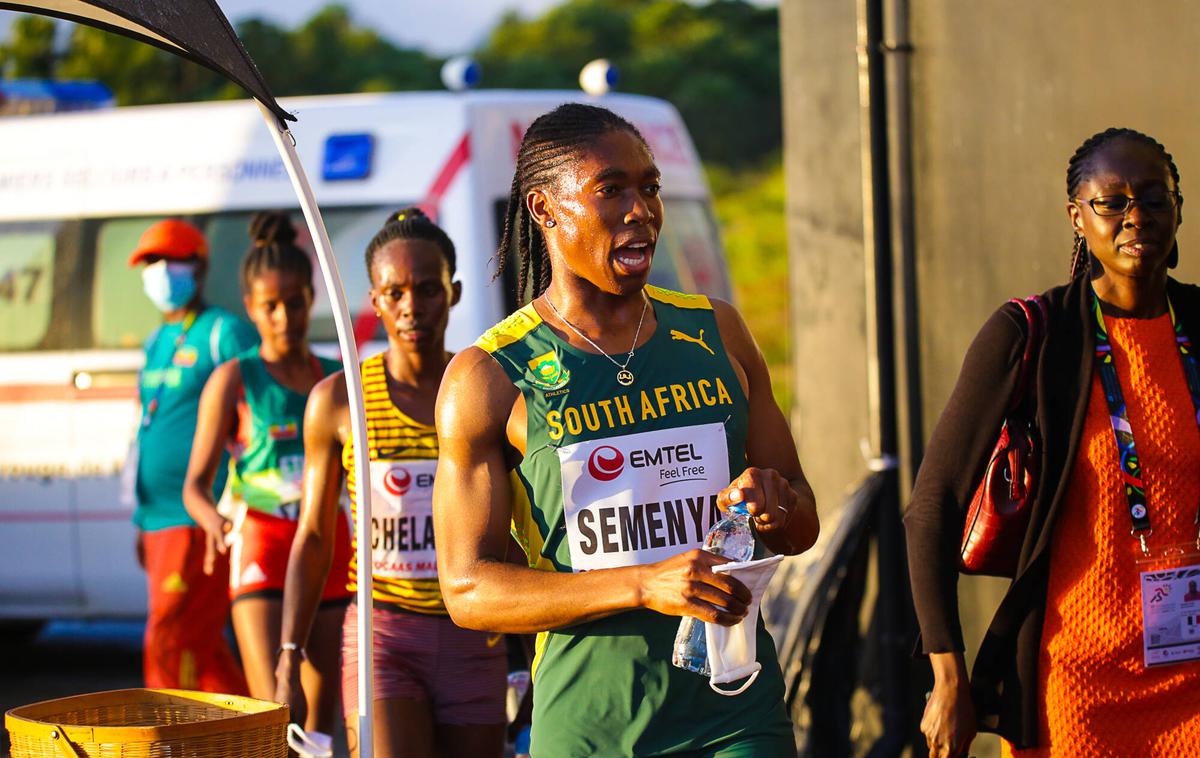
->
xmin=239 ymin=6 xmax=441 ymax=97
xmin=477 ymin=0 xmax=781 ymax=169
xmin=57 ymin=26 xmax=226 ymax=105
xmin=7 ymin=5 xmax=440 ymax=107
xmin=3 ymin=2 xmax=779 ymax=169
xmin=0 ymin=15 xmax=57 ymax=78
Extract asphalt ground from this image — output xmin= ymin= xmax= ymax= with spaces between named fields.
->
xmin=0 ymin=620 xmax=353 ymax=757
xmin=0 ymin=620 xmax=144 ymax=757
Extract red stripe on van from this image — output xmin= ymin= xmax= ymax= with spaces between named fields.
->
xmin=0 ymin=384 xmax=137 ymax=403
xmin=421 ymin=133 xmax=472 ymax=218
xmin=353 ymin=132 xmax=472 ymax=346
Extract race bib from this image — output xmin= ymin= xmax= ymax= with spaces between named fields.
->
xmin=368 ymin=459 xmax=438 ymax=579
xmin=1140 ymin=561 xmax=1200 ymax=667
xmin=275 ymin=454 xmax=304 ymax=518
xmin=557 ymin=422 xmax=729 ymax=572
xmin=237 ymin=454 xmax=305 ymax=519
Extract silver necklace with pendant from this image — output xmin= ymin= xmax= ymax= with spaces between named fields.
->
xmin=545 ymin=292 xmax=648 ymax=387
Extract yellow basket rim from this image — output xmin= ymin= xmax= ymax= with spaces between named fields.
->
xmin=5 ymin=688 xmax=287 ymax=744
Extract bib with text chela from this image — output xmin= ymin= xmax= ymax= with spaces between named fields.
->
xmin=557 ymin=422 xmax=728 ymax=572
xmin=368 ymin=458 xmax=438 ymax=579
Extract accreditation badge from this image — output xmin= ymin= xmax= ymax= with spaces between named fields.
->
xmin=1138 ymin=544 xmax=1200 ymax=668
xmin=556 ymin=422 xmax=729 ymax=572
xmin=367 ymin=459 xmax=438 ymax=579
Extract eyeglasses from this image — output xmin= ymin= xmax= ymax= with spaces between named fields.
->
xmin=1075 ymin=191 xmax=1181 ymax=217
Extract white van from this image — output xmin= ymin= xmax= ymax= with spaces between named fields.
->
xmin=0 ymin=90 xmax=732 ymax=622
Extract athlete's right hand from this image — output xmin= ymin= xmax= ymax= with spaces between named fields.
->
xmin=273 ymin=656 xmax=307 ymax=729
xmin=637 ymin=549 xmax=751 ymax=626
xmin=196 ymin=510 xmax=231 ymax=576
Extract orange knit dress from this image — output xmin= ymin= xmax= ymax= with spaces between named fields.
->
xmin=1004 ymin=312 xmax=1200 ymax=757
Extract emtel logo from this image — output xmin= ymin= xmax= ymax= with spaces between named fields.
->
xmin=383 ymin=467 xmax=412 ymax=496
xmin=587 ymin=446 xmax=625 ymax=481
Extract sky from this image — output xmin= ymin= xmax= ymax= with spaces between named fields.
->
xmin=209 ymin=0 xmax=564 ymax=55
xmin=2 ymin=0 xmax=777 ymax=56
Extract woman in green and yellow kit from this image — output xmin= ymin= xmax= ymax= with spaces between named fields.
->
xmin=184 ymin=212 xmax=349 ymax=735
xmin=433 ymin=103 xmax=821 ymax=757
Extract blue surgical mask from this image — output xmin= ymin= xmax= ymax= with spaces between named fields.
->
xmin=141 ymin=260 xmax=198 ymax=312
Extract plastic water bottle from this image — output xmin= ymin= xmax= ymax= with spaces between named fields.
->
xmin=671 ymin=503 xmax=755 ymax=674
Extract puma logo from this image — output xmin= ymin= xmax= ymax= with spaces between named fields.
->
xmin=670 ymin=328 xmax=715 ymax=356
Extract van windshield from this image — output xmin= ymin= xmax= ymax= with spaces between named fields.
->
xmin=200 ymin=208 xmax=387 ymax=344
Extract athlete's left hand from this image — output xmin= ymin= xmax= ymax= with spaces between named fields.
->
xmin=717 ymin=467 xmax=796 ymax=534
xmin=195 ymin=509 xmax=232 ymax=576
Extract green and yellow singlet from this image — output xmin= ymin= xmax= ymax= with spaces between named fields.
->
xmin=229 ymin=350 xmax=341 ymax=518
xmin=477 ymin=285 xmax=793 ymax=756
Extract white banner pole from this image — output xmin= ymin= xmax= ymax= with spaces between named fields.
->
xmin=257 ymin=103 xmax=375 ymax=758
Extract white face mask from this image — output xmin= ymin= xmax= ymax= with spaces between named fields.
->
xmin=141 ymin=259 xmax=197 ymax=312
xmin=704 ymin=554 xmax=785 ymax=696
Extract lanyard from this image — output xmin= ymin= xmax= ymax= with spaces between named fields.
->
xmin=1091 ymin=292 xmax=1200 ymax=553
xmin=140 ymin=310 xmax=198 ymax=429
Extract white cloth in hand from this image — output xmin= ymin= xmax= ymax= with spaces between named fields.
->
xmin=287 ymin=724 xmax=333 ymax=758
xmin=704 ymin=554 xmax=785 ymax=696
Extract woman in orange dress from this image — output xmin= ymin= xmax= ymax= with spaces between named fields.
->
xmin=905 ymin=128 xmax=1200 ymax=757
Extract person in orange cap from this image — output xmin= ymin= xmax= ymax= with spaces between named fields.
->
xmin=128 ymin=218 xmax=257 ymax=693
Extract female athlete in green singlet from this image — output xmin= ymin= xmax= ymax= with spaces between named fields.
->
xmin=184 ymin=212 xmax=349 ymax=735
xmin=434 ymin=104 xmax=821 ymax=756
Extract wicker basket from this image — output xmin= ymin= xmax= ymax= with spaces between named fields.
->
xmin=5 ymin=688 xmax=287 ymax=758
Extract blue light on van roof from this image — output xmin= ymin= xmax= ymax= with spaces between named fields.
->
xmin=323 ymin=133 xmax=374 ymax=181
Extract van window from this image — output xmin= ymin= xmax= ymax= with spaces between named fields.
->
xmin=201 ymin=212 xmax=258 ymax=320
xmin=198 ymin=206 xmax=396 ymax=343
xmin=92 ymin=217 xmax=169 ymax=349
xmin=86 ymin=207 xmax=396 ymax=351
xmin=658 ymin=199 xmax=731 ymax=301
xmin=305 ymin=207 xmax=395 ymax=343
xmin=0 ymin=223 xmax=58 ymax=351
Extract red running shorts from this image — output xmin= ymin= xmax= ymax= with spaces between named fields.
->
xmin=229 ymin=507 xmax=352 ymax=603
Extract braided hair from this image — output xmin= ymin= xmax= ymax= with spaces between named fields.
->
xmin=241 ymin=211 xmax=313 ymax=293
xmin=365 ymin=206 xmax=457 ymax=283
xmin=1066 ymin=128 xmax=1182 ymax=278
xmin=495 ymin=103 xmax=648 ymax=303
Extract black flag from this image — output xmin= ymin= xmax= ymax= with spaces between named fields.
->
xmin=0 ymin=0 xmax=292 ymax=126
